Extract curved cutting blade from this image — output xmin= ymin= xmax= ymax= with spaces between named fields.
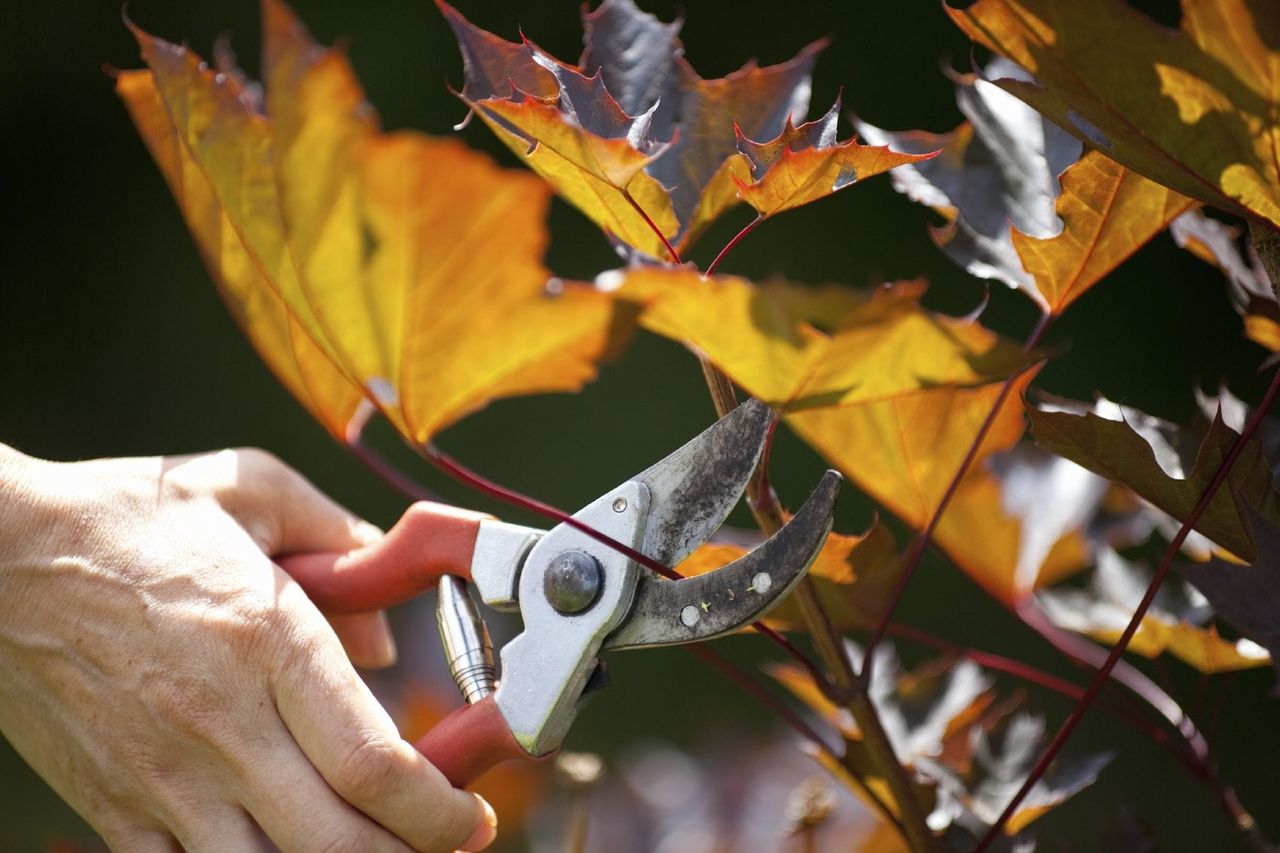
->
xmin=629 ymin=398 xmax=773 ymax=567
xmin=603 ymin=470 xmax=841 ymax=650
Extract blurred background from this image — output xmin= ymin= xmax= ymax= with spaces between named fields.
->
xmin=2 ymin=0 xmax=1276 ymax=849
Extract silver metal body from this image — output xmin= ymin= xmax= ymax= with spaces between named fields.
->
xmin=434 ymin=399 xmax=841 ymax=758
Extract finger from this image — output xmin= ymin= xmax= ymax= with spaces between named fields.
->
xmin=98 ymin=822 xmax=181 ymax=853
xmin=330 ymin=610 xmax=398 ymax=669
xmin=237 ymin=722 xmax=414 ymax=853
xmin=191 ymin=447 xmax=383 ymax=556
xmin=270 ymin=589 xmax=491 ymax=852
xmin=169 ymin=806 xmax=273 ymax=853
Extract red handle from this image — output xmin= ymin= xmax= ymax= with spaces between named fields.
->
xmin=414 ymin=696 xmax=547 ymax=787
xmin=278 ymin=501 xmax=490 ymax=613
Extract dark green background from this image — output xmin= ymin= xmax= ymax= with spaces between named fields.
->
xmin=2 ymin=0 xmax=1276 ymax=849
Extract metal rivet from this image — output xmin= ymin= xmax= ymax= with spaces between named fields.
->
xmin=751 ymin=572 xmax=772 ymax=594
xmin=680 ymin=605 xmax=701 ymax=627
xmin=612 ymin=497 xmax=628 ymax=513
xmin=544 ymin=551 xmax=603 ymax=614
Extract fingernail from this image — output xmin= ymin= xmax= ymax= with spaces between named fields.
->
xmin=461 ymin=797 xmax=498 ymax=851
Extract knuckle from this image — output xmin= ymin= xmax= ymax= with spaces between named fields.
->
xmin=336 ymin=733 xmax=402 ymax=800
xmin=429 ymin=794 xmax=484 ymax=852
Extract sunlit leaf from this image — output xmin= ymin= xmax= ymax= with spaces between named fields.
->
xmin=620 ymin=271 xmax=1035 ymax=411
xmin=860 ymin=58 xmax=1194 ymax=314
xmin=1028 ymin=396 xmax=1280 ymax=562
xmin=122 ymin=0 xmax=622 ymax=446
xmin=1172 ymin=208 xmax=1280 ymax=351
xmin=1039 ymin=548 xmax=1269 ymax=672
xmin=1181 ymin=510 xmax=1280 ymax=691
xmin=947 ymin=0 xmax=1280 ymax=229
xmin=441 ymin=1 xmax=873 ymax=256
xmin=734 ymin=100 xmax=937 ymax=218
xmin=676 ymin=521 xmax=904 ymax=632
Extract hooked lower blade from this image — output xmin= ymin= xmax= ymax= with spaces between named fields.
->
xmin=603 ymin=469 xmax=841 ymax=650
xmin=629 ymin=398 xmax=772 ymax=568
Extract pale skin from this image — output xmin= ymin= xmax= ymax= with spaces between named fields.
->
xmin=0 ymin=443 xmax=496 ymax=852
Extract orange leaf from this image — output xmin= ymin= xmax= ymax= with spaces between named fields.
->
xmin=1011 ymin=151 xmax=1196 ymax=314
xmin=734 ymin=101 xmax=938 ymax=218
xmin=121 ymin=1 xmax=622 ymax=446
xmin=948 ymin=0 xmax=1280 ymax=228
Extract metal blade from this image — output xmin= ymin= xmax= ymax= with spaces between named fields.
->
xmin=603 ymin=470 xmax=841 ymax=650
xmin=628 ymin=398 xmax=772 ymax=568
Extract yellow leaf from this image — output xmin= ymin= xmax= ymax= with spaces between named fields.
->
xmin=1012 ymin=150 xmax=1196 ymax=314
xmin=621 ymin=271 xmax=1034 ymax=411
xmin=122 ymin=0 xmax=622 ymax=446
xmin=116 ymin=70 xmax=365 ymax=440
xmin=472 ymin=96 xmax=679 ymax=259
xmin=948 ymin=0 xmax=1280 ymax=228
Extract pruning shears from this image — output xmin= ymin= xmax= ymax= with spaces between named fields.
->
xmin=280 ymin=400 xmax=840 ymax=787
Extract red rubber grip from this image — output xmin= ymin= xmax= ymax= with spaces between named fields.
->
xmin=279 ymin=501 xmax=490 ymax=614
xmin=414 ymin=695 xmax=546 ymax=788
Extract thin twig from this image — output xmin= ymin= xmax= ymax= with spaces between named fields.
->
xmin=706 ymin=215 xmax=764 ymax=276
xmin=623 ymin=187 xmax=682 ymax=265
xmin=686 ymin=645 xmax=906 ymax=840
xmin=347 ymin=438 xmax=442 ymax=502
xmin=975 ymin=364 xmax=1280 ymax=852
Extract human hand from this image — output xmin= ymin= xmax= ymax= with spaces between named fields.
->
xmin=0 ymin=445 xmax=496 ymax=852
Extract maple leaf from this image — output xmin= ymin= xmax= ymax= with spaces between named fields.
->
xmin=1181 ymin=510 xmax=1280 ymax=691
xmin=733 ymin=99 xmax=937 ymax=219
xmin=1039 ymin=547 xmax=1269 ymax=672
xmin=120 ymin=0 xmax=621 ymax=446
xmin=947 ymin=0 xmax=1280 ymax=230
xmin=675 ymin=521 xmax=904 ymax=633
xmin=1028 ymin=396 xmax=1280 ymax=562
xmin=441 ymin=1 xmax=922 ymax=259
xmin=1172 ymin=208 xmax=1280 ymax=351
xmin=859 ymin=58 xmax=1195 ymax=315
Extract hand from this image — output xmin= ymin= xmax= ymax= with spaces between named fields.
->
xmin=0 ymin=445 xmax=497 ymax=852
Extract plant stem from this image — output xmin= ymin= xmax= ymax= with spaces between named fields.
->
xmin=623 ymin=188 xmax=682 ymax=265
xmin=348 ymin=438 xmax=442 ymax=502
xmin=975 ymin=364 xmax=1280 ymax=852
xmin=687 ymin=644 xmax=906 ymax=838
xmin=692 ymin=357 xmax=937 ymax=850
xmin=706 ymin=215 xmax=764 ymax=276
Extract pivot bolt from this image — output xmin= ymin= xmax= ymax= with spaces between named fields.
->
xmin=544 ymin=550 xmax=603 ymax=614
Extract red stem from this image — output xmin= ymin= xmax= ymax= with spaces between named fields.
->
xmin=623 ymin=188 xmax=682 ymax=265
xmin=348 ymin=439 xmax=442 ymax=502
xmin=706 ymin=215 xmax=764 ymax=277
xmin=975 ymin=363 xmax=1280 ymax=851
xmin=885 ymin=622 xmax=1193 ymax=764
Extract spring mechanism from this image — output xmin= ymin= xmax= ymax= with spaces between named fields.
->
xmin=435 ymin=575 xmax=497 ymax=704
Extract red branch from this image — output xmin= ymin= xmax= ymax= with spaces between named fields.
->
xmin=706 ymin=215 xmax=764 ymax=277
